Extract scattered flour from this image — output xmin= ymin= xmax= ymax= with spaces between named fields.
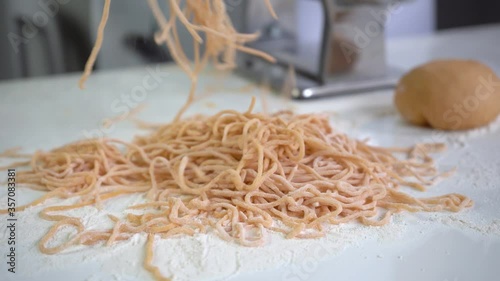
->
xmin=1 ymin=188 xmax=499 ymax=281
xmin=436 ymin=115 xmax=500 ymax=147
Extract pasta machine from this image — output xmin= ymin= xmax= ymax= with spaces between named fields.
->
xmin=232 ymin=0 xmax=405 ymax=99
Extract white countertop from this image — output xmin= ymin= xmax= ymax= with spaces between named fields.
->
xmin=1 ymin=24 xmax=500 ymax=281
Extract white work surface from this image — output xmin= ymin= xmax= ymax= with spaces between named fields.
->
xmin=1 ymin=25 xmax=500 ymax=281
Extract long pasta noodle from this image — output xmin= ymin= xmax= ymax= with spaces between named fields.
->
xmin=78 ymin=0 xmax=111 ymax=89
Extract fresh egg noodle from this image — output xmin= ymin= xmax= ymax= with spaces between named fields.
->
xmin=1 ymin=1 xmax=472 ymax=281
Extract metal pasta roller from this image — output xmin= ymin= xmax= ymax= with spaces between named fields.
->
xmin=232 ymin=0 xmax=405 ymax=99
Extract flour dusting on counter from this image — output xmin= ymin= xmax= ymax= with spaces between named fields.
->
xmin=437 ymin=116 xmax=500 ymax=147
xmin=1 ymin=186 xmax=499 ymax=281
xmin=1 ymin=190 xmax=406 ymax=281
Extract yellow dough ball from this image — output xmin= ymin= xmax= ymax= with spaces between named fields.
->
xmin=394 ymin=60 xmax=500 ymax=130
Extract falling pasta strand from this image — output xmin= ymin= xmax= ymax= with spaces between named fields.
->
xmin=78 ymin=0 xmax=112 ymax=89
xmin=264 ymin=0 xmax=279 ymax=19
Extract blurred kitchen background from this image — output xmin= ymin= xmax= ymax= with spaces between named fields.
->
xmin=0 ymin=0 xmax=499 ymax=81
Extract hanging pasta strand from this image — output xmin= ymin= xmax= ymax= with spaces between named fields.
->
xmin=79 ymin=0 xmax=112 ymax=89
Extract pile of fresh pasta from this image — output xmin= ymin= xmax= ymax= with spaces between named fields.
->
xmin=0 ymin=1 xmax=472 ymax=281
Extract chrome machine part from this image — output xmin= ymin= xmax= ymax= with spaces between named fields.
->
xmin=233 ymin=0 xmax=405 ymax=99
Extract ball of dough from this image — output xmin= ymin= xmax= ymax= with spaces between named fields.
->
xmin=394 ymin=60 xmax=500 ymax=130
